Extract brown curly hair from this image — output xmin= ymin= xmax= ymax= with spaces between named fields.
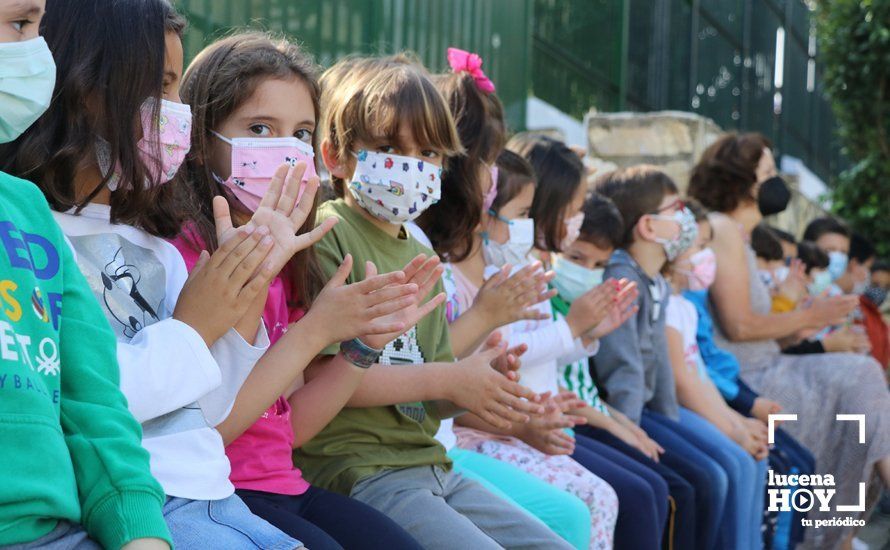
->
xmin=688 ymin=132 xmax=772 ymax=213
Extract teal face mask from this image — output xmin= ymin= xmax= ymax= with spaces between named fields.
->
xmin=0 ymin=37 xmax=57 ymax=143
xmin=552 ymin=255 xmax=605 ymax=302
xmin=808 ymin=270 xmax=833 ymax=296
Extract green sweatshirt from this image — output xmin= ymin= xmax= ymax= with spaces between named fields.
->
xmin=0 ymin=172 xmax=171 ymax=549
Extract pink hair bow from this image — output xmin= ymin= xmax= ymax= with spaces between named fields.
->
xmin=447 ymin=47 xmax=496 ymax=94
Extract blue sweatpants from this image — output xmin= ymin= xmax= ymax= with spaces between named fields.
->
xmin=570 ymin=433 xmax=668 ymax=549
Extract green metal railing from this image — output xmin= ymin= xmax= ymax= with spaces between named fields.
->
xmin=531 ymin=0 xmax=841 ymax=181
xmin=175 ymin=0 xmax=840 ymax=182
xmin=176 ymin=0 xmax=532 ymax=129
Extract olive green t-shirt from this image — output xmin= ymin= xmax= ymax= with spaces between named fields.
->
xmin=293 ymin=199 xmax=454 ymax=494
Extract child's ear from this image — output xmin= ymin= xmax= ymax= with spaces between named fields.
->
xmin=635 ymin=215 xmax=656 ymax=243
xmin=321 ymin=140 xmax=351 ymax=180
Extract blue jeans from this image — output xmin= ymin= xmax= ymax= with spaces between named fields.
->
xmin=642 ymin=409 xmax=728 ymax=550
xmin=676 ymin=407 xmax=767 ymax=550
xmin=449 ymin=447 xmax=591 ymax=549
xmin=569 ymin=434 xmax=668 ymax=549
xmin=163 ymin=494 xmax=300 ymax=549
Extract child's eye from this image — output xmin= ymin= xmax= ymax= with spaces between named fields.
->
xmin=249 ymin=124 xmax=272 ymax=137
xmin=376 ymin=145 xmax=396 ymax=154
xmin=11 ymin=20 xmax=30 ymax=32
xmin=294 ymin=128 xmax=313 ymax=143
xmin=422 ymin=150 xmax=440 ymax=159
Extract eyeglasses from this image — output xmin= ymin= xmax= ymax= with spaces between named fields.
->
xmin=651 ymin=198 xmax=686 ymax=215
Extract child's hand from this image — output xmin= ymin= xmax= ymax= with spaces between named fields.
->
xmin=173 ymin=224 xmax=274 ymax=347
xmin=743 ymin=417 xmax=770 ymax=460
xmin=473 ymin=262 xmax=556 ymax=326
xmin=359 ymin=256 xmax=447 ymax=350
xmin=776 ymin=259 xmax=807 ymax=303
xmin=447 ymin=340 xmax=545 ymax=430
xmin=822 ymin=325 xmax=871 ymax=354
xmin=306 ymin=254 xmax=420 ymax=346
xmin=751 ymin=397 xmax=783 ymax=425
xmin=587 ymin=278 xmax=639 ymax=340
xmin=215 ymin=162 xmax=338 ymax=277
xmin=516 ymin=394 xmax=585 ymax=455
xmin=565 ymin=281 xmax=618 ymax=338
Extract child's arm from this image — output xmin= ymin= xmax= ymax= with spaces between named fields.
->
xmin=592 ymin=270 xmax=647 ymax=423
xmin=666 ymin=326 xmax=737 ymax=436
xmin=57 ymin=232 xmax=171 ymax=549
xmin=217 ymin=257 xmax=418 ymax=444
xmin=449 ymin=262 xmax=553 ymax=358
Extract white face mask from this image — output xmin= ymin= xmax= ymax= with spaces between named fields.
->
xmin=561 ymin=212 xmax=585 ymax=251
xmin=482 ymin=214 xmax=535 ymax=268
xmin=347 ymin=149 xmax=442 ymax=224
xmin=0 ymin=37 xmax=57 ymax=143
xmin=552 ymin=255 xmax=604 ymax=302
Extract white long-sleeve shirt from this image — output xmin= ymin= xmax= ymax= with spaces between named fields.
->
xmin=54 ymin=203 xmax=268 ymax=500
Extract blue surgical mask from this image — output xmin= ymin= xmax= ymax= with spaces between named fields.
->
xmin=552 ymin=256 xmax=605 ymax=302
xmin=0 ymin=37 xmax=57 ymax=143
xmin=827 ymin=251 xmax=848 ymax=281
xmin=808 ymin=270 xmax=833 ymax=296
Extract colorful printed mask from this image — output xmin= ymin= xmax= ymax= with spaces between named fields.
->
xmin=348 ymin=149 xmax=442 ymax=224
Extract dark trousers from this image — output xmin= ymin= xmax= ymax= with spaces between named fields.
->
xmin=237 ymin=486 xmax=424 ymax=550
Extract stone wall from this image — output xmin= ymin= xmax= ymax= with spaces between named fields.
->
xmin=583 ymin=110 xmax=828 ymax=236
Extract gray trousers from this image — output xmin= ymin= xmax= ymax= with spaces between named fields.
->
xmin=350 ymin=465 xmax=574 ymax=550
xmin=3 ymin=522 xmax=99 ymax=550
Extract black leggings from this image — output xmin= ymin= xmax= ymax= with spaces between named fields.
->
xmin=237 ymin=486 xmax=424 ymax=550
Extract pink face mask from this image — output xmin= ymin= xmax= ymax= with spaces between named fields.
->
xmin=482 ymin=165 xmax=499 ymax=212
xmin=138 ymin=98 xmax=192 ymax=185
xmin=684 ymin=247 xmax=717 ymax=291
xmin=211 ymin=131 xmax=317 ymax=212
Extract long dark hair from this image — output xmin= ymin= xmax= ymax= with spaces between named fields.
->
xmin=178 ymin=32 xmax=324 ymax=306
xmin=507 ymin=133 xmax=584 ymax=252
xmin=0 ymin=0 xmax=186 ymax=238
xmin=416 ymin=72 xmax=506 ymax=262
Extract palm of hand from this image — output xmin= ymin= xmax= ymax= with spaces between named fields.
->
xmin=250 ymin=205 xmax=304 ymax=272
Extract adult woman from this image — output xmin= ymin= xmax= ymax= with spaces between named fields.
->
xmin=687 ymin=132 xmax=890 ymax=550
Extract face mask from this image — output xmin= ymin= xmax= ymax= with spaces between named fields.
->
xmin=651 ymin=207 xmax=698 ymax=261
xmin=552 ymin=255 xmax=604 ymax=302
xmin=681 ymin=248 xmax=717 ymax=291
xmin=808 ymin=270 xmax=832 ymax=296
xmin=482 ymin=213 xmax=535 ymax=268
xmin=827 ymin=251 xmax=849 ymax=281
xmin=96 ymin=99 xmax=192 ymax=190
xmin=212 ymin=131 xmax=316 ymax=212
xmin=0 ymin=37 xmax=56 ymax=143
xmin=853 ymin=273 xmax=871 ymax=295
xmin=348 ymin=149 xmax=441 ymax=224
xmin=758 ymin=176 xmax=791 ymax=216
xmin=561 ymin=212 xmax=585 ymax=251
xmin=774 ymin=265 xmax=790 ymax=285
xmin=138 ymin=98 xmax=192 ymax=185
xmin=864 ymin=285 xmax=888 ymax=308
xmin=482 ymin=165 xmax=499 ymax=212
xmin=758 ymin=269 xmax=775 ymax=290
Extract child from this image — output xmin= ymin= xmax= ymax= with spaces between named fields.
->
xmin=556 ymin=192 xmax=698 ymax=550
xmin=1 ymin=2 xmax=303 ymax=547
xmin=664 ymin=199 xmax=769 ymax=550
xmin=296 ymin=53 xmax=572 ymax=549
xmin=0 ymin=1 xmax=170 ymax=547
xmin=594 ymin=166 xmax=732 ymax=550
xmin=412 ymin=49 xmax=594 ymax=549
xmin=174 ymin=33 xmax=429 ymax=550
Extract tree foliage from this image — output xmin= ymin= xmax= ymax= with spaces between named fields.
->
xmin=816 ymin=0 xmax=890 ymax=257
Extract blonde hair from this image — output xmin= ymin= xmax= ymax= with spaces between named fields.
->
xmin=320 ymin=53 xmax=464 ymax=196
